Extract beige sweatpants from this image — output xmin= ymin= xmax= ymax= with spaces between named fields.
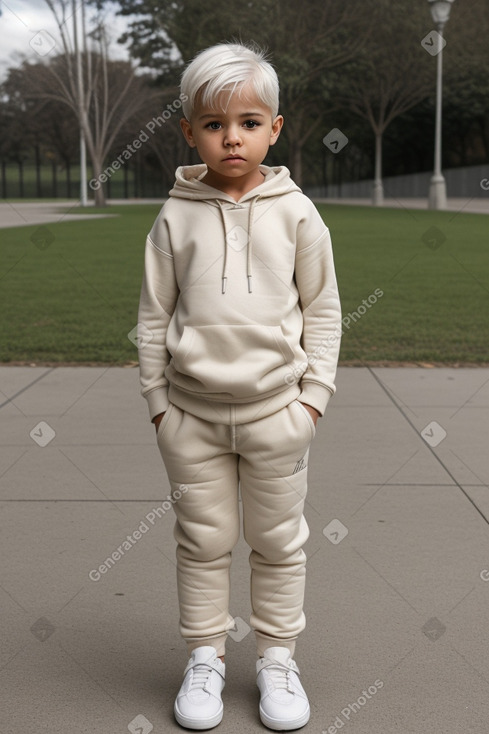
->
xmin=156 ymin=398 xmax=316 ymax=658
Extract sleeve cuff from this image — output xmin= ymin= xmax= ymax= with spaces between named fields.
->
xmin=298 ymin=381 xmax=334 ymax=416
xmin=144 ymin=387 xmax=170 ymax=422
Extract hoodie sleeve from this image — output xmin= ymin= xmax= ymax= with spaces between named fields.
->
xmin=137 ymin=212 xmax=179 ymax=421
xmin=294 ymin=199 xmax=342 ymax=415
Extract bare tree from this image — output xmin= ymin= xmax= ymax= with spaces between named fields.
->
xmin=336 ymin=0 xmax=434 ymax=204
xmin=115 ymin=0 xmax=378 ymax=185
xmin=261 ymin=0 xmax=379 ymax=186
xmin=31 ymin=0 xmax=155 ymax=205
xmin=442 ymin=0 xmax=489 ymax=165
xmin=1 ymin=68 xmax=80 ymax=195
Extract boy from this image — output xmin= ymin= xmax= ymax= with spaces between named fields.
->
xmin=137 ymin=42 xmax=341 ymax=731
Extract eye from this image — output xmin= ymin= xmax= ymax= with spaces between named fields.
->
xmin=205 ymin=121 xmax=222 ymax=130
xmin=243 ymin=120 xmax=260 ymax=129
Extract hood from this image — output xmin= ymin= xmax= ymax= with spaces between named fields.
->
xmin=168 ymin=164 xmax=301 ymax=294
xmin=169 ymin=164 xmax=301 ymax=202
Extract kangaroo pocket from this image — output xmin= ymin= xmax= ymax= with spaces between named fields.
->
xmin=167 ymin=324 xmax=296 ymax=401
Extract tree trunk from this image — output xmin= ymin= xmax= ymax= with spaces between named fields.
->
xmin=90 ymin=155 xmax=107 ymax=207
xmin=66 ymin=159 xmax=71 ymax=198
xmin=94 ymin=183 xmax=106 ymax=207
xmin=480 ymin=113 xmax=489 ymax=162
xmin=1 ymin=160 xmax=7 ymax=198
xmin=18 ymin=159 xmax=24 ymax=198
xmin=52 ymin=158 xmax=57 ymax=198
xmin=289 ymin=139 xmax=303 ymax=186
xmin=35 ymin=144 xmax=42 ymax=197
xmin=372 ymin=130 xmax=384 ymax=205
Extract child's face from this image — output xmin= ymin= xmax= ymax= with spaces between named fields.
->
xmin=180 ymin=85 xmax=283 ymax=190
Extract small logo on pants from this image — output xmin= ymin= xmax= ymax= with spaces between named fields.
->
xmin=293 ymin=456 xmax=307 ymax=474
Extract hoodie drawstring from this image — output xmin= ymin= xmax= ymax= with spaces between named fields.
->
xmin=218 ymin=197 xmax=259 ymax=294
xmin=246 ymin=197 xmax=257 ymax=293
xmin=218 ymin=201 xmax=229 ymax=294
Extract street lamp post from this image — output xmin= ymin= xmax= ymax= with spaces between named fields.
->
xmin=73 ymin=0 xmax=88 ymax=207
xmin=427 ymin=0 xmax=455 ymax=210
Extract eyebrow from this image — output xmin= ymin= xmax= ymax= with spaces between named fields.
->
xmin=198 ymin=112 xmax=266 ymax=120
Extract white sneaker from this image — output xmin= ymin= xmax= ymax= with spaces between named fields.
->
xmin=256 ymin=647 xmax=310 ymax=731
xmin=174 ymin=645 xmax=225 ymax=730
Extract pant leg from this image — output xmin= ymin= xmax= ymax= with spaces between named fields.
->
xmin=238 ymin=400 xmax=315 ymax=658
xmin=156 ymin=403 xmax=240 ymax=657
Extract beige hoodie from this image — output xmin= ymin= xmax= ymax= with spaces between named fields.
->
xmin=137 ymin=164 xmax=342 ymax=424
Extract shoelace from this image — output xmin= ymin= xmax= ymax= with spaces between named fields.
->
xmin=189 ymin=664 xmax=213 ymax=691
xmin=265 ymin=664 xmax=294 ymax=693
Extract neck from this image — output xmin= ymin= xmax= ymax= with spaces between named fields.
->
xmin=202 ymin=168 xmax=265 ymax=202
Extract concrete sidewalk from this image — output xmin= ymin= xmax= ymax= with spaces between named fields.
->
xmin=0 ymin=200 xmax=121 ymax=229
xmin=1 ymin=366 xmax=488 ymax=733
xmin=313 ymin=197 xmax=489 ymax=215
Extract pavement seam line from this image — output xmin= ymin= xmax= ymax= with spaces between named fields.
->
xmin=0 ymin=366 xmax=57 ymax=411
xmin=350 ymin=448 xmax=420 ymax=518
xmin=448 ymin=448 xmax=488 ymax=489
xmin=57 ymin=642 xmax=127 ymax=713
xmin=367 ymin=367 xmax=489 ymax=526
xmin=351 ymin=546 xmax=419 ymax=614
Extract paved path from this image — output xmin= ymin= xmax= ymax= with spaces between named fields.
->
xmin=0 ymin=200 xmax=120 ymax=229
xmin=314 ymin=197 xmax=489 ymax=214
xmin=1 ymin=365 xmax=488 ymax=732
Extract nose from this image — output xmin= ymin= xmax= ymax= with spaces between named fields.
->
xmin=224 ymin=125 xmax=242 ymax=147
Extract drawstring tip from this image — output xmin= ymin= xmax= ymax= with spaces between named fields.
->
xmin=222 ymin=277 xmax=227 ymax=294
xmin=247 ymin=275 xmax=252 ymax=293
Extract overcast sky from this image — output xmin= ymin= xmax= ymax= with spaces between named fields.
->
xmin=0 ymin=0 xmax=130 ymax=79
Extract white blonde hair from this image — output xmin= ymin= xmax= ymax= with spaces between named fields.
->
xmin=180 ymin=42 xmax=279 ymax=120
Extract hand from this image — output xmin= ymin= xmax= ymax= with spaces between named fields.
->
xmin=299 ymin=402 xmax=320 ymax=426
xmin=153 ymin=412 xmax=165 ymax=432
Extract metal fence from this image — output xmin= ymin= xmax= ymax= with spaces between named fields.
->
xmin=305 ymin=164 xmax=489 ymax=200
xmin=0 ymin=159 xmax=167 ymax=199
xmin=3 ymin=159 xmax=488 ymax=201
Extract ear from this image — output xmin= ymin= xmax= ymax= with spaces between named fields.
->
xmin=180 ymin=118 xmax=197 ymax=148
xmin=269 ymin=115 xmax=284 ymax=146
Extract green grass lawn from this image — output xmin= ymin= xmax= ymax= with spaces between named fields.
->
xmin=0 ymin=202 xmax=488 ymax=364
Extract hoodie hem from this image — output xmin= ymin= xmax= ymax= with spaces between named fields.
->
xmin=168 ymin=383 xmax=302 ymax=425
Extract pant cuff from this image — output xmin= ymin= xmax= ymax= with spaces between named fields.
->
xmin=255 ymin=632 xmax=298 ymax=658
xmin=185 ymin=632 xmax=228 ymax=658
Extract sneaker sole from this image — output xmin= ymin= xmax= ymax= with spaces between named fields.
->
xmin=259 ymin=703 xmax=310 ymax=731
xmin=174 ymin=701 xmax=224 ymax=730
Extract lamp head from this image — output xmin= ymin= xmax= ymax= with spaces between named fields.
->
xmin=428 ymin=0 xmax=455 ymax=29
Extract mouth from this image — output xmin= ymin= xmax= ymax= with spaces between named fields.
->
xmin=223 ymin=155 xmax=245 ymax=161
